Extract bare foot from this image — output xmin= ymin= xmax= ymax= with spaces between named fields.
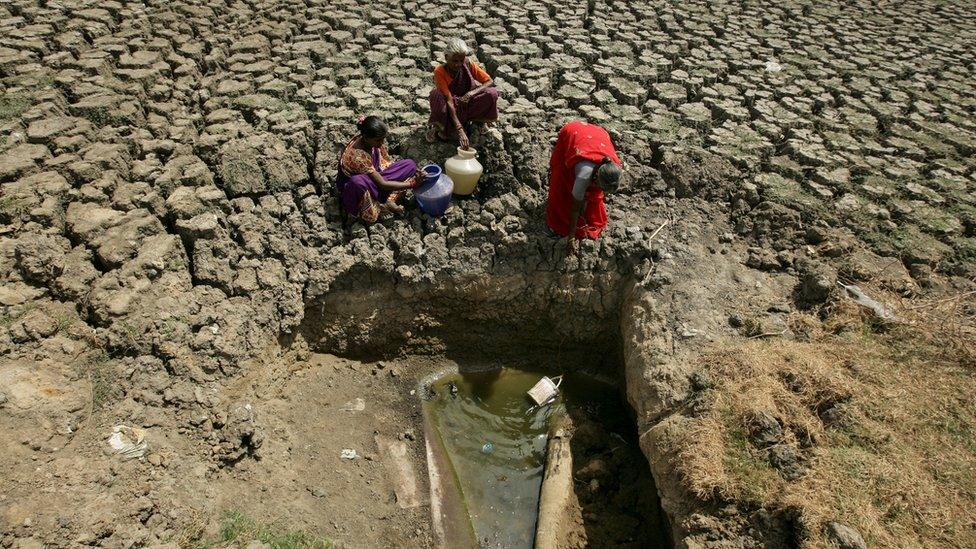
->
xmin=382 ymin=201 xmax=405 ymax=215
xmin=425 ymin=126 xmax=449 ymax=143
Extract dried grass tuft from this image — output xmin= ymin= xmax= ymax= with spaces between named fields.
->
xmin=671 ymin=292 xmax=976 ymax=547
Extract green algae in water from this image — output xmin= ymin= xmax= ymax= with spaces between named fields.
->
xmin=424 ymin=368 xmax=558 ymax=549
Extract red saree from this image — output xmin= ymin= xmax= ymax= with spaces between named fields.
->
xmin=545 ymin=121 xmax=621 ymax=239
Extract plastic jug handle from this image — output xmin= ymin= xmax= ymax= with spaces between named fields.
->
xmin=551 ymin=375 xmax=563 ymax=388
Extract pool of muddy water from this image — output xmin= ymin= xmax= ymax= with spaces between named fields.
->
xmin=423 ymin=365 xmax=666 ymax=548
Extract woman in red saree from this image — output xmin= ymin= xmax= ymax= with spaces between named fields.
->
xmin=545 ymin=121 xmax=623 ymax=253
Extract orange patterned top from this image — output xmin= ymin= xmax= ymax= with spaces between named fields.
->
xmin=433 ymin=61 xmax=491 ymax=99
xmin=340 ymin=136 xmax=392 ymax=176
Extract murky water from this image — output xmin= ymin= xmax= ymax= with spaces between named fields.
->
xmin=424 ymin=368 xmax=554 ymax=548
xmin=423 ymin=366 xmax=628 ymax=548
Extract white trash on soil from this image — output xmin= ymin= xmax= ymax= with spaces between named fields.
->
xmin=340 ymin=398 xmax=366 ymax=412
xmin=838 ymin=282 xmax=902 ymax=322
xmin=108 ymin=425 xmax=148 ymax=460
xmin=340 ymin=448 xmax=358 ymax=460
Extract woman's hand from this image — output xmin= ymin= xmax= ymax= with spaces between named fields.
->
xmin=564 ymin=236 xmax=578 ymax=256
xmin=462 ymin=85 xmax=488 ymax=104
xmin=457 ymin=127 xmax=470 ymax=150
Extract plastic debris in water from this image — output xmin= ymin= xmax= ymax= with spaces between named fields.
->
xmin=481 ymin=442 xmax=494 ymax=454
xmin=527 ymin=375 xmax=562 ymax=406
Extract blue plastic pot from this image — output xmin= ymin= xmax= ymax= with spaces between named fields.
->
xmin=416 ymin=164 xmax=453 ymax=217
xmin=422 ymin=164 xmax=442 ymax=185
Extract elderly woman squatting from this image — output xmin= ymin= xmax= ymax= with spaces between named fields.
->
xmin=428 ymin=38 xmax=499 ymax=150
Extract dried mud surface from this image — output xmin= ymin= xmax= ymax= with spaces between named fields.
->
xmin=1 ymin=0 xmax=974 ymax=547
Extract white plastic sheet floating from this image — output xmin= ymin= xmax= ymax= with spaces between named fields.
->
xmin=108 ymin=425 xmax=148 ymax=460
xmin=527 ymin=375 xmax=563 ymax=407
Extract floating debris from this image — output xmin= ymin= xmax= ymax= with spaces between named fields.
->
xmin=527 ymin=376 xmax=562 ymax=407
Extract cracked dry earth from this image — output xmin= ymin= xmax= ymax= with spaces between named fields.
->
xmin=1 ymin=0 xmax=975 ymax=548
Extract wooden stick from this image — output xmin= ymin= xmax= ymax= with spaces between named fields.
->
xmin=648 ymin=219 xmax=670 ymax=242
xmin=905 ymin=290 xmax=976 ymax=310
xmin=748 ymin=329 xmax=789 ymax=339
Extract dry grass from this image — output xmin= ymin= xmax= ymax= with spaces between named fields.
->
xmin=668 ymin=288 xmax=976 ymax=547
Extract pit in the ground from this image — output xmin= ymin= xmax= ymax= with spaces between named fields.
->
xmin=296 ymin=283 xmax=671 ymax=546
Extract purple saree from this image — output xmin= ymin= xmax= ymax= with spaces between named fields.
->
xmin=336 ymin=145 xmax=417 ymax=221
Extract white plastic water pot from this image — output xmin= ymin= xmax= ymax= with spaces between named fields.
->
xmin=527 ymin=375 xmax=563 ymax=406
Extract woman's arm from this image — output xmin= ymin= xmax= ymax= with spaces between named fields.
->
xmin=446 ymin=100 xmax=470 ymax=149
xmin=564 ymin=161 xmax=596 ymax=254
xmin=434 ymin=66 xmax=467 ymax=144
xmin=445 ymin=99 xmax=464 ymax=131
xmin=565 ymin=198 xmax=584 ymax=254
xmin=370 ymin=170 xmax=414 ymax=191
xmin=462 ymin=63 xmax=495 ymax=103
xmin=461 ymin=78 xmax=494 ymax=103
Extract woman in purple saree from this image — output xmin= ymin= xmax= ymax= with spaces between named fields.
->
xmin=427 ymin=38 xmax=499 ymax=150
xmin=336 ymin=116 xmax=419 ymax=223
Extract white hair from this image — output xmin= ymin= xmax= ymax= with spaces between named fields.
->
xmin=444 ymin=38 xmax=471 ymax=58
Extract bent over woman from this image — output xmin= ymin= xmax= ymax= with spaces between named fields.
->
xmin=336 ymin=116 xmax=419 ymax=223
xmin=545 ymin=121 xmax=623 ymax=253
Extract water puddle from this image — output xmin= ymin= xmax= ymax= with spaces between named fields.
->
xmin=423 ymin=366 xmax=649 ymax=548
xmin=424 ymin=368 xmax=550 ymax=547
